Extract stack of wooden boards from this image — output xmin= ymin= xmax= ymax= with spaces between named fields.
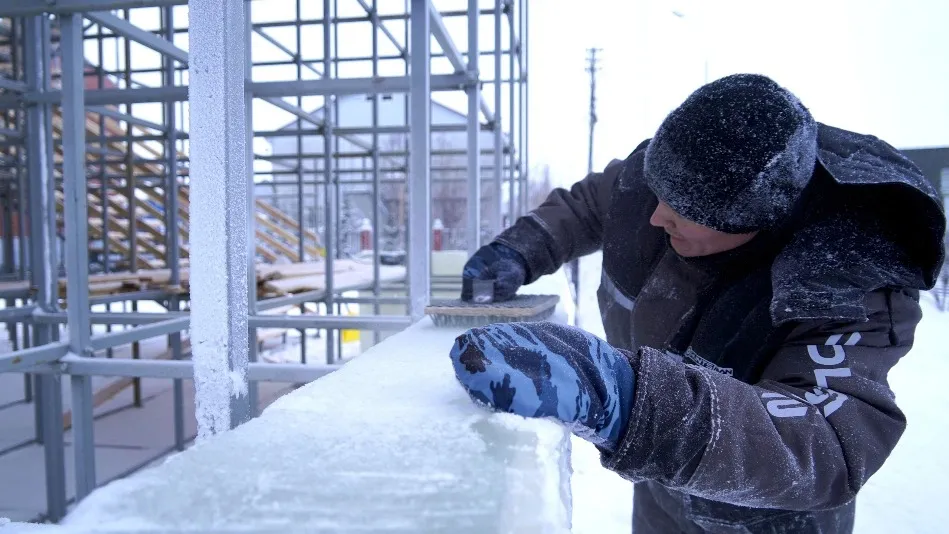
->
xmin=0 ymin=260 xmax=406 ymax=301
xmin=54 ymin=189 xmax=327 ymax=271
xmin=257 ymin=260 xmax=407 ymax=298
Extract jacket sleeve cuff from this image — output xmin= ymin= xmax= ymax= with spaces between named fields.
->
xmin=493 ymin=213 xmax=566 ymax=285
xmin=598 ymin=347 xmax=653 ymax=480
xmin=598 ymin=347 xmax=713 ymax=486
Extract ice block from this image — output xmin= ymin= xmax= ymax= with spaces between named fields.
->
xmin=61 ymin=275 xmax=577 ymax=533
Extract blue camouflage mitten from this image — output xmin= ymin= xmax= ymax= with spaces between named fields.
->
xmin=449 ymin=321 xmax=636 ymax=453
xmin=461 ymin=243 xmax=528 ymax=302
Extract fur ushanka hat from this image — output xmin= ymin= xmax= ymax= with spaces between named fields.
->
xmin=644 ymin=74 xmax=819 ymax=234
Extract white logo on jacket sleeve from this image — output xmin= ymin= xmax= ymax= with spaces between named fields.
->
xmin=762 ymin=392 xmax=809 ymax=418
xmin=805 ymin=332 xmax=859 ymax=417
xmin=762 ymin=332 xmax=860 ymax=419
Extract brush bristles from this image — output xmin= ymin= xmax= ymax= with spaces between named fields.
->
xmin=429 ymin=309 xmax=556 ymax=328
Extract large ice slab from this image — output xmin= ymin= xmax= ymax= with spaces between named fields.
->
xmin=55 ymin=274 xmax=576 ymax=533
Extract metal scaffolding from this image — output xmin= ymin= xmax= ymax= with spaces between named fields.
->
xmin=0 ymin=0 xmax=529 ymax=522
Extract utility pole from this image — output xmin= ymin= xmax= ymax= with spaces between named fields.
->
xmin=570 ymin=48 xmax=601 ymax=320
xmin=586 ymin=48 xmax=601 ymax=175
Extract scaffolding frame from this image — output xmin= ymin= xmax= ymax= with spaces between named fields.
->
xmin=0 ymin=0 xmax=528 ymax=522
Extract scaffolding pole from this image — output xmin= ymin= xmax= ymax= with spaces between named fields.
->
xmin=371 ymin=0 xmax=383 ymax=346
xmin=24 ymin=25 xmax=64 ymax=518
xmin=244 ymin=0 xmax=260 ymax=418
xmin=409 ymin=0 xmax=432 ymax=321
xmin=61 ymin=12 xmax=98 ymax=502
xmin=323 ymin=0 xmax=337 ymax=364
xmin=163 ymin=3 xmax=186 ymax=452
xmin=467 ymin=0 xmax=481 ymax=256
xmin=492 ymin=0 xmax=503 ymax=235
xmin=508 ymin=3 xmax=516 ymax=222
xmin=521 ymin=0 xmax=529 ymax=215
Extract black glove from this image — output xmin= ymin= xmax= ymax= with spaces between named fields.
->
xmin=461 ymin=242 xmax=528 ymax=302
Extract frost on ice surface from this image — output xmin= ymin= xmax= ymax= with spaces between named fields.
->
xmin=0 ymin=520 xmax=70 ymax=532
xmin=63 ymin=274 xmax=576 ymax=533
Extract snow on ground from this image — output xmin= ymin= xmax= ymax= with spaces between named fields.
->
xmin=856 ymin=291 xmax=949 ymax=533
xmin=570 ymin=251 xmax=949 ymax=533
xmin=570 ymin=252 xmax=633 ymax=534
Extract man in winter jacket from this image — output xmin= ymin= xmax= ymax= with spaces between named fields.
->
xmin=449 ymin=74 xmax=946 ymax=533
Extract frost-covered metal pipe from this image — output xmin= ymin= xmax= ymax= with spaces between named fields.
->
xmin=188 ymin=0 xmax=251 ymax=439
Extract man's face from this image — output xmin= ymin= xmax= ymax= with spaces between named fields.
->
xmin=649 ymin=201 xmax=758 ymax=257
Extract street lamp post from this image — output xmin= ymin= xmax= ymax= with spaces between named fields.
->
xmin=672 ymin=10 xmax=708 ymax=84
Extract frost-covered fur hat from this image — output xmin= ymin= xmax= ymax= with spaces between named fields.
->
xmin=644 ymin=74 xmax=818 ymax=234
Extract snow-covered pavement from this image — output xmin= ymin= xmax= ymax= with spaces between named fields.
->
xmin=570 ymin=251 xmax=948 ymax=533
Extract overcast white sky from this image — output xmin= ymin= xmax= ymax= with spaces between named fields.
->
xmin=94 ymin=0 xmax=949 ymax=188
xmin=525 ymin=0 xmax=949 ymax=187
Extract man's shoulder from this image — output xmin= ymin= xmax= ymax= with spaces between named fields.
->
xmin=815 ymin=123 xmax=933 ymax=191
xmin=607 ymin=138 xmax=652 ymax=172
xmin=815 ymin=122 xmax=890 ymax=152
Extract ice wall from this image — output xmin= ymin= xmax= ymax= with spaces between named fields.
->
xmin=56 ymin=274 xmax=576 ymax=533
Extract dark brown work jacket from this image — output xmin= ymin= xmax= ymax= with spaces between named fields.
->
xmin=494 ymin=124 xmax=946 ymax=533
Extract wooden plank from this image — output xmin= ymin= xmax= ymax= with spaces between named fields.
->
xmin=253 ymin=235 xmax=281 ymax=263
xmin=134 ymin=267 xmax=191 ymax=287
xmin=255 ymin=213 xmax=322 ymax=260
xmin=87 ymin=220 xmax=160 ymax=271
xmin=139 ymin=186 xmax=189 ymax=221
xmin=88 ymin=192 xmax=169 ymax=247
xmin=59 ymin=188 xmax=173 ymax=270
xmin=134 ymin=195 xmax=166 ymax=221
xmin=88 ymin=203 xmax=167 ymax=262
xmin=149 ymin=186 xmax=297 ymax=262
xmin=57 ymin=272 xmax=141 ymax=289
xmin=51 ymin=112 xmax=164 ymax=180
xmin=256 ymin=199 xmax=324 ymax=252
xmin=257 ymin=329 xmax=288 ymax=344
xmin=256 ymin=261 xmax=332 ymax=282
xmin=82 ymin=114 xmax=165 ymax=178
xmin=133 ymin=191 xmax=191 ymax=246
xmin=134 ymin=196 xmax=190 ymax=243
xmin=260 ymin=262 xmax=393 ymax=295
xmin=255 ymin=228 xmax=300 ymax=262
xmin=256 ymin=215 xmax=304 ymax=252
xmin=89 ymin=273 xmax=140 ymax=284
xmin=60 ymin=196 xmax=159 ymax=270
xmin=262 ymin=275 xmax=321 ymax=295
xmin=110 ymin=194 xmax=191 ymax=258
xmin=89 ymin=281 xmax=128 ymax=295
